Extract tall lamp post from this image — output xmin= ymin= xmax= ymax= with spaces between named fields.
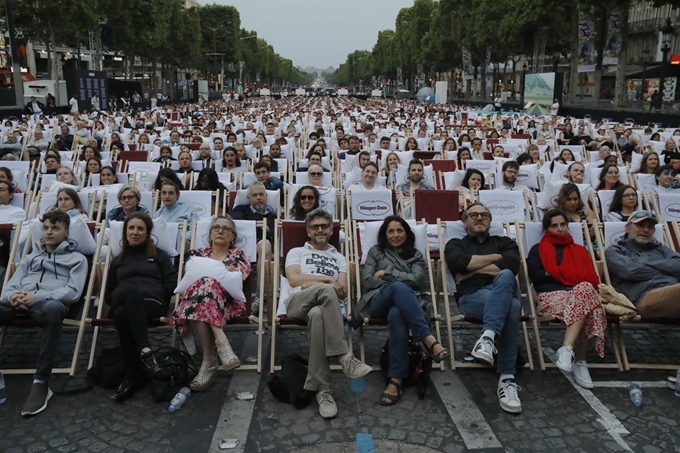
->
xmin=641 ymin=48 xmax=650 ymax=102
xmin=521 ymin=62 xmax=528 ymax=108
xmin=203 ymin=24 xmax=226 ymax=91
xmin=659 ymin=18 xmax=675 ymax=109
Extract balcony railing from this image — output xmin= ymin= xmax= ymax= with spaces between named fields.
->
xmin=629 ymin=16 xmax=680 ymax=33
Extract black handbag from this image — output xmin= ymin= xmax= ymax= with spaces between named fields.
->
xmin=379 ymin=338 xmax=432 ymax=400
xmin=150 ymin=347 xmax=198 ymax=402
xmin=267 ymin=354 xmax=314 ymax=409
xmin=87 ymin=346 xmax=126 ymax=389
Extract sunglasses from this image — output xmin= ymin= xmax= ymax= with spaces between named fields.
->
xmin=629 ymin=210 xmax=656 ymax=221
xmin=300 ymin=195 xmax=316 ymax=201
xmin=309 ymin=172 xmax=323 ymax=177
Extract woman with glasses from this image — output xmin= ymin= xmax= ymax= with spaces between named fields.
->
xmin=352 ymin=216 xmax=448 ymax=406
xmin=170 ymin=215 xmax=251 ymax=391
xmin=606 ymin=185 xmax=638 ymax=222
xmin=289 ymin=185 xmax=320 ymax=220
xmin=527 ymin=209 xmax=605 ymax=389
xmin=106 ymin=187 xmax=149 ymax=225
xmin=306 ymin=165 xmax=325 ymax=187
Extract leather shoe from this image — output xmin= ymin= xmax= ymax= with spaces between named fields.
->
xmin=140 ymin=350 xmax=165 ymax=379
xmin=111 ymin=376 xmax=145 ymax=402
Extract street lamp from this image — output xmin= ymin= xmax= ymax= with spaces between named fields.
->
xmin=203 ymin=23 xmax=228 ymax=91
xmin=659 ymin=18 xmax=675 ymax=108
xmin=641 ymin=48 xmax=651 ymax=102
xmin=493 ymin=63 xmax=499 ymax=98
xmin=521 ymin=62 xmax=528 ymax=107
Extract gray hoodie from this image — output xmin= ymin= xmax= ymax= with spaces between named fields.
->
xmin=604 ymin=236 xmax=680 ymax=304
xmin=2 ymin=240 xmax=88 ymax=305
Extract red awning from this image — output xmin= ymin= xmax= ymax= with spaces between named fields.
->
xmin=20 ymin=72 xmax=37 ymax=82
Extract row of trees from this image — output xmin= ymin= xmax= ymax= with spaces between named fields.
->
xmin=330 ymin=0 xmax=679 ymax=106
xmin=2 ymin=0 xmax=311 ymax=90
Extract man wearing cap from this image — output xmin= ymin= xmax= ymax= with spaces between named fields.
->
xmin=605 ymin=211 xmax=680 ymax=319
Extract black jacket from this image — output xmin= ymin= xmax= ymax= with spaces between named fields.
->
xmin=231 ymin=204 xmax=276 ymax=244
xmin=444 ymin=234 xmax=519 ymax=296
xmin=105 ymin=246 xmax=177 ymax=314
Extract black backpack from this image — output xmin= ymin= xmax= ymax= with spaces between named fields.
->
xmin=267 ymin=354 xmax=314 ymax=409
xmin=379 ymin=338 xmax=432 ymax=399
xmin=87 ymin=346 xmax=126 ymax=389
xmin=150 ymin=347 xmax=198 ymax=402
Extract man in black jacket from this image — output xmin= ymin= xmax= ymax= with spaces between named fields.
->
xmin=444 ymin=202 xmax=523 ymax=414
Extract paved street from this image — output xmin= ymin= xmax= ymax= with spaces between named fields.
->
xmin=1 ymin=323 xmax=679 ymax=453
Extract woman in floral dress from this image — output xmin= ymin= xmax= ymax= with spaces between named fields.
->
xmin=527 ymin=209 xmax=606 ymax=390
xmin=171 ymin=215 xmax=251 ymax=391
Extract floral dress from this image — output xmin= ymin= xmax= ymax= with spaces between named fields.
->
xmin=170 ymin=247 xmax=251 ymax=354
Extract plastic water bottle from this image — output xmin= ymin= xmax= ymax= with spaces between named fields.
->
xmin=0 ymin=372 xmax=6 ymax=404
xmin=168 ymin=387 xmax=191 ymax=412
xmin=629 ymin=383 xmax=642 ymax=407
xmin=675 ymin=368 xmax=680 ymax=397
xmin=454 ymin=330 xmax=464 ymax=362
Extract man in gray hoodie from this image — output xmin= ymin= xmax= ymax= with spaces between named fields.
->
xmin=605 ymin=210 xmax=680 ymax=319
xmin=0 ymin=210 xmax=88 ymax=416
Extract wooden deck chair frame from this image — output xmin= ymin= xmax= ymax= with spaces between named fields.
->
xmin=514 ymin=220 xmax=623 ymax=371
xmin=269 ymin=219 xmax=348 ymax=373
xmin=436 ymin=219 xmax=534 ymax=371
xmin=0 ymin=222 xmax=105 ymax=376
xmin=593 ymin=219 xmax=680 ymax=371
xmin=86 ymin=221 xmax=189 ymax=370
xmin=0 ymin=222 xmax=22 ymax=298
xmin=350 ymin=220 xmax=443 ymax=371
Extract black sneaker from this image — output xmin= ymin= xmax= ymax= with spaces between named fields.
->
xmin=21 ymin=382 xmax=53 ymax=416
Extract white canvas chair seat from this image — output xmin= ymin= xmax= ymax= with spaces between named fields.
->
xmin=294 ymin=171 xmax=332 ymax=186
xmin=38 ymin=191 xmax=91 ymax=217
xmin=393 ymin=163 xmax=435 ymax=189
xmin=242 ymin=171 xmax=282 ymax=188
xmin=588 ymin=166 xmax=629 ymax=189
xmin=179 ymin=190 xmax=214 ymax=219
xmin=478 ymin=190 xmax=529 ymax=222
xmin=106 ymin=190 xmax=155 ymax=217
xmin=349 ymin=188 xmax=394 ymax=221
xmin=232 ymin=189 xmax=280 ymax=214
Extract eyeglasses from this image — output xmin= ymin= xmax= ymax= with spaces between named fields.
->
xmin=211 ymin=225 xmax=233 ymax=234
xmin=120 ymin=195 xmax=137 ymax=201
xmin=622 ymin=193 xmax=637 ymax=199
xmin=300 ymin=195 xmax=316 ymax=201
xmin=307 ymin=223 xmax=331 ymax=231
xmin=467 ymin=212 xmax=490 ymax=220
xmin=309 ymin=172 xmax=323 ymax=177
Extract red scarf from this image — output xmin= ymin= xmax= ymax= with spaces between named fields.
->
xmin=538 ymin=231 xmax=600 ymax=288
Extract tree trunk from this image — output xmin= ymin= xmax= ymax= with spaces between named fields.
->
xmin=568 ymin=5 xmax=579 ymax=104
xmin=614 ymin=7 xmax=630 ymax=108
xmin=592 ymin=8 xmax=608 ymax=102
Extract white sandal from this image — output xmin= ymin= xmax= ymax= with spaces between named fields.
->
xmin=216 ymin=340 xmax=241 ymax=371
xmin=190 ymin=359 xmax=218 ymax=391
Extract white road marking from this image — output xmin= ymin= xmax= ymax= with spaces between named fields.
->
xmin=430 ymin=371 xmax=503 ymax=450
xmin=209 ymin=333 xmax=265 ymax=453
xmin=591 ymin=381 xmax=669 ymax=389
xmin=544 ymin=347 xmax=633 ymax=452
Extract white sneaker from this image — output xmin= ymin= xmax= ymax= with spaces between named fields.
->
xmin=497 ymin=379 xmax=522 ymax=414
xmin=471 ymin=336 xmax=497 ymax=367
xmin=340 ymin=354 xmax=372 ymax=380
xmin=572 ymin=360 xmax=594 ymax=389
xmin=316 ymin=390 xmax=337 ymax=419
xmin=555 ymin=345 xmax=574 ymax=373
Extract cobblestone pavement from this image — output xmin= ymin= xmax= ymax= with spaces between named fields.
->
xmin=1 ymin=322 xmax=679 ymax=453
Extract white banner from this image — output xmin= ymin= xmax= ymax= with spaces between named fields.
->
xmin=656 ymin=193 xmax=680 ymax=221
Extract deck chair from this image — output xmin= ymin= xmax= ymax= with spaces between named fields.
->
xmin=86 ymin=221 xmax=188 ymax=370
xmin=178 ymin=190 xmax=215 ymax=219
xmin=593 ymin=220 xmax=678 ymax=371
xmin=286 ymin=184 xmax=341 ymax=220
xmin=514 ymin=221 xmax=623 ymax=371
xmin=188 ymin=219 xmax=264 ymax=372
xmin=270 ymin=219 xmax=345 ymax=372
xmin=478 ymin=190 xmax=531 ymax=223
xmin=347 ymin=188 xmax=395 ymax=221
xmin=351 ymin=220 xmax=442 ymax=370
xmin=0 ymin=222 xmax=22 ymax=297
xmin=650 ymin=193 xmax=680 ymax=247
xmin=436 ymin=220 xmax=534 ymax=370
xmin=0 ymin=221 xmax=104 ymax=376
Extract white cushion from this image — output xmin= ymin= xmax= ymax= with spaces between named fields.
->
xmin=29 ymin=217 xmax=96 ymax=255
xmin=175 ymin=256 xmax=245 ymax=302
xmin=109 ymin=216 xmax=179 ymax=258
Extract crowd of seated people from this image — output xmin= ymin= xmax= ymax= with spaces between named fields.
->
xmin=1 ymin=95 xmax=680 ymax=422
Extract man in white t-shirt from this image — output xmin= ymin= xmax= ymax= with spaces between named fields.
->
xmin=69 ymin=96 xmax=79 ymax=114
xmin=550 ymin=98 xmax=560 ymax=116
xmin=283 ymin=208 xmax=371 ymax=419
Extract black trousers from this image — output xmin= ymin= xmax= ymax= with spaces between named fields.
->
xmin=111 ymin=287 xmax=167 ymax=376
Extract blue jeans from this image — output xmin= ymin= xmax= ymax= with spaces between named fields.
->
xmin=458 ymin=269 xmax=521 ymax=375
xmin=371 ymin=282 xmax=432 ymax=379
xmin=0 ymin=298 xmax=68 ymax=381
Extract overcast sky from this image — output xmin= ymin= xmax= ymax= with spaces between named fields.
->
xmin=208 ymin=0 xmax=414 ymax=70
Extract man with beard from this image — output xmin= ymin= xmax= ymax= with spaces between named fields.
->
xmin=398 ymin=159 xmax=433 ymax=218
xmin=282 ymin=208 xmax=371 ymax=419
xmin=497 ymin=161 xmax=530 ymax=194
xmin=444 ymin=203 xmax=523 ymax=414
xmin=606 ymin=211 xmax=680 ymax=319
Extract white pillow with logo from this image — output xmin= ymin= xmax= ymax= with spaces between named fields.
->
xmin=29 ymin=216 xmax=96 ymax=255
xmin=109 ymin=216 xmax=179 ymax=258
xmin=175 ymin=256 xmax=245 ymax=302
